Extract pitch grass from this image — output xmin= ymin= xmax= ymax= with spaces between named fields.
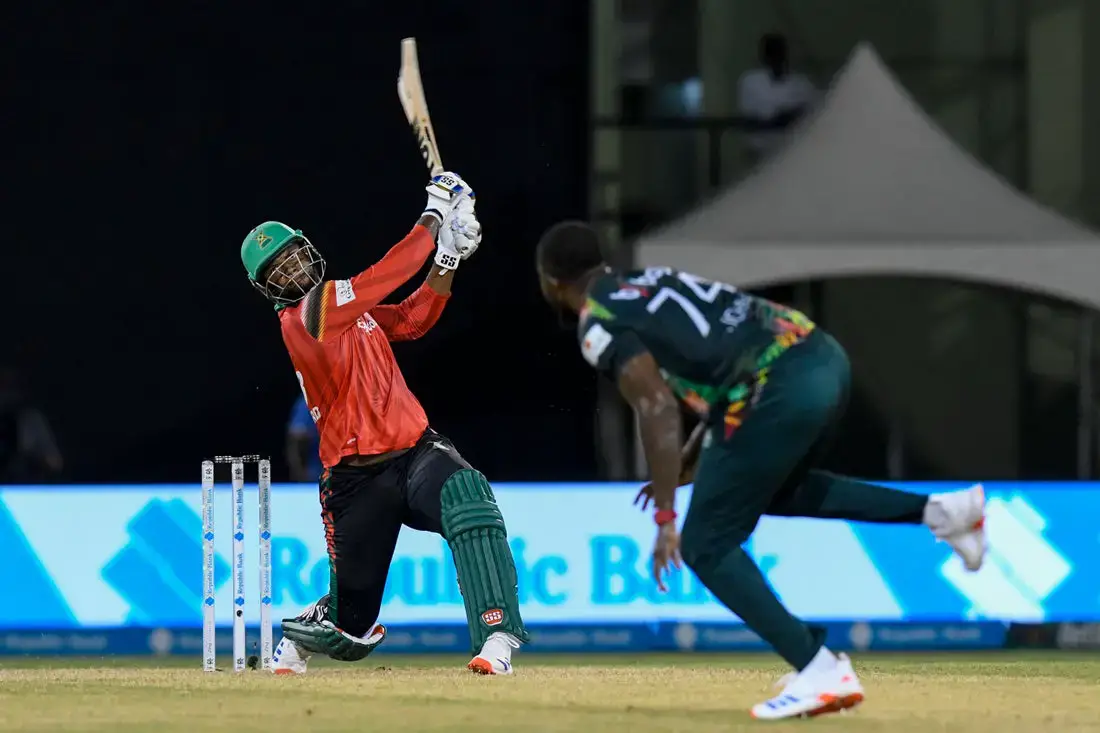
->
xmin=2 ymin=652 xmax=1100 ymax=732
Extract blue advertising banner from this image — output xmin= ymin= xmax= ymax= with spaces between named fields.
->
xmin=0 ymin=482 xmax=1095 ymax=640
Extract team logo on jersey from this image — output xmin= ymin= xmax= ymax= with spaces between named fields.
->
xmin=334 ymin=279 xmax=356 ymax=306
xmin=581 ymin=323 xmax=613 ymax=367
xmin=356 ymin=315 xmax=378 ymax=334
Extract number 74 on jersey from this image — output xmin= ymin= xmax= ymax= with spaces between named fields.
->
xmin=611 ymin=268 xmax=740 ymax=338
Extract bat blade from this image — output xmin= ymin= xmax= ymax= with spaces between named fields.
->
xmin=397 ymin=37 xmax=444 ymax=176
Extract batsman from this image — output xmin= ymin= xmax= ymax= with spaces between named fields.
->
xmin=536 ymin=222 xmax=987 ymax=719
xmin=240 ymin=172 xmax=528 ymax=675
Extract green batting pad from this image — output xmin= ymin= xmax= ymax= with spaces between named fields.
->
xmin=440 ymin=469 xmax=529 ymax=653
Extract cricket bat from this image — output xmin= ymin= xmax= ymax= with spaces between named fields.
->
xmin=397 ymin=37 xmax=444 ymax=176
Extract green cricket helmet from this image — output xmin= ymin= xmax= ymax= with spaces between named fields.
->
xmin=241 ymin=221 xmax=326 ymax=306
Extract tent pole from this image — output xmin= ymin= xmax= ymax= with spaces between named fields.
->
xmin=1076 ymin=310 xmax=1095 ymax=479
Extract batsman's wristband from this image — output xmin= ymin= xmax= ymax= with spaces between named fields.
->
xmin=654 ymin=509 xmax=678 ymax=526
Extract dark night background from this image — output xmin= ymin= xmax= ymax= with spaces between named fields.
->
xmin=7 ymin=3 xmax=596 ymax=482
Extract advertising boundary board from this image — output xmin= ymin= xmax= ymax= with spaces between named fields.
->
xmin=0 ymin=621 xmax=1010 ymax=656
xmin=1 ymin=482 xmax=1096 ymax=648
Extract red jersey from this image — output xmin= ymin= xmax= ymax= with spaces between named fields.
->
xmin=279 ymin=224 xmax=450 ymax=468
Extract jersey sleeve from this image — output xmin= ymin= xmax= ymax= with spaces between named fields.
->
xmin=298 ymin=224 xmax=435 ymax=342
xmin=371 ymin=282 xmax=451 ymax=342
xmin=578 ymin=318 xmax=646 ymax=379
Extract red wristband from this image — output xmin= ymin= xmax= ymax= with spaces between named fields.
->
xmin=654 ymin=509 xmax=678 ymax=526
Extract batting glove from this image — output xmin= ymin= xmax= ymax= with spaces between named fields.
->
xmin=436 ymin=197 xmax=481 ymax=271
xmin=423 ymin=171 xmax=473 ymax=226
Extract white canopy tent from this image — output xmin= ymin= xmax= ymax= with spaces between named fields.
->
xmin=635 ymin=43 xmax=1100 ymax=310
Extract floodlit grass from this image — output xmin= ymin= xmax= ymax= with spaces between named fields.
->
xmin=2 ymin=652 xmax=1099 ymax=732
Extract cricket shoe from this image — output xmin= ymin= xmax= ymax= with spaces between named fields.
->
xmin=270 ymin=595 xmax=329 ymax=675
xmin=271 ymin=636 xmax=312 ymax=675
xmin=752 ymin=649 xmax=864 ymax=720
xmin=924 ymin=483 xmax=986 ymax=571
xmin=467 ymin=631 xmax=520 ymax=675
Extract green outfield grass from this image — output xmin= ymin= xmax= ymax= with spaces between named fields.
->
xmin=2 ymin=652 xmax=1098 ymax=732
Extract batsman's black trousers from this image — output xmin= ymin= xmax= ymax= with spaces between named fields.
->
xmin=318 ymin=428 xmax=470 ymax=637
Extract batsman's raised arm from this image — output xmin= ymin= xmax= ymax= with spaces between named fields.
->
xmin=372 ymin=172 xmax=482 ymax=341
xmin=285 ymin=173 xmax=476 ymax=343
